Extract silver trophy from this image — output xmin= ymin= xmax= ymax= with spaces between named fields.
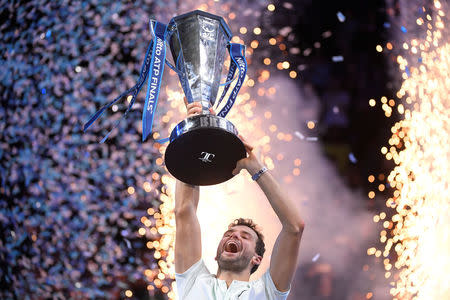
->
xmin=164 ymin=10 xmax=246 ymax=186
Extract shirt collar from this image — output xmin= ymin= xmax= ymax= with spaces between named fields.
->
xmin=216 ymin=277 xmax=251 ymax=290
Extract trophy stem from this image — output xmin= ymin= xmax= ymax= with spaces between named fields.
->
xmin=201 ymin=100 xmax=211 ymax=114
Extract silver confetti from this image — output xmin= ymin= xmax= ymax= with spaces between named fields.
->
xmin=349 ymin=152 xmax=358 ymax=163
xmin=306 ymin=137 xmax=318 ymax=142
xmin=312 ymin=253 xmax=321 ymax=262
xmin=332 ymin=55 xmax=344 ymax=62
xmin=295 ymin=131 xmax=305 ymax=140
xmin=337 ymin=11 xmax=346 ymax=22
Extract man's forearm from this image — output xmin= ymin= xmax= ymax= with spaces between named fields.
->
xmin=174 ymin=180 xmax=202 ymax=273
xmin=174 ymin=180 xmax=199 ymax=214
xmin=250 ymin=164 xmax=304 ymax=232
xmin=233 ymin=137 xmax=303 ymax=290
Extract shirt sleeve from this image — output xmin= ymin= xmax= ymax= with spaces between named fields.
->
xmin=175 ymin=259 xmax=210 ymax=299
xmin=262 ymin=270 xmax=290 ymax=300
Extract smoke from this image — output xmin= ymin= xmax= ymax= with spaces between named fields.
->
xmin=264 ymin=77 xmax=387 ymax=299
xmin=191 ymin=76 xmax=390 ymax=299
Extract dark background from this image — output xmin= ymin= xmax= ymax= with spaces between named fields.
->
xmin=270 ymin=0 xmax=397 ymax=190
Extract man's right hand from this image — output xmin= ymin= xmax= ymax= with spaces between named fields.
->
xmin=186 ymin=102 xmax=215 ymax=117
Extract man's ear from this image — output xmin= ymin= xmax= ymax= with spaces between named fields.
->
xmin=252 ymin=255 xmax=262 ymax=267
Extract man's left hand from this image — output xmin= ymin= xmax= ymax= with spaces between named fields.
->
xmin=232 ymin=135 xmax=264 ymax=176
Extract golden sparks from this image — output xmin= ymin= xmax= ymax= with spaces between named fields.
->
xmin=369 ymin=2 xmax=450 ymax=299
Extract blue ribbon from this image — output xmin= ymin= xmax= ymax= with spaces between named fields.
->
xmin=142 ymin=21 xmax=168 ymax=142
xmin=164 ymin=52 xmax=184 ymax=77
xmin=84 ymin=19 xmax=247 ymax=144
xmin=83 ymin=39 xmax=154 ymax=142
xmin=84 ymin=21 xmax=175 ymax=143
xmin=217 ymin=43 xmax=247 ymax=118
xmin=215 ymin=48 xmax=238 ymax=109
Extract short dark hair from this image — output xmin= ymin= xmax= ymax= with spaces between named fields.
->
xmin=229 ymin=218 xmax=265 ymax=274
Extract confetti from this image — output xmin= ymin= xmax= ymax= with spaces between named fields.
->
xmin=348 ymin=152 xmax=357 ymax=164
xmin=124 ymin=239 xmax=132 ymax=249
xmin=332 ymin=55 xmax=344 ymax=62
xmin=294 ymin=131 xmax=305 ymax=140
xmin=282 ymin=2 xmax=293 ymax=10
xmin=0 ymin=1 xmax=179 ymax=298
xmin=336 ymin=11 xmax=346 ymax=22
xmin=312 ymin=253 xmax=320 ymax=262
xmin=0 ymin=1 xmax=274 ymax=298
xmin=322 ymin=31 xmax=332 ymax=38
xmin=332 ymin=106 xmax=340 ymax=114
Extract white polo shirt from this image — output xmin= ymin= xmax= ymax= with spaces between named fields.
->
xmin=175 ymin=259 xmax=290 ymax=300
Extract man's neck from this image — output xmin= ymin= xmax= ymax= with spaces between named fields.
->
xmin=216 ymin=269 xmax=251 ymax=287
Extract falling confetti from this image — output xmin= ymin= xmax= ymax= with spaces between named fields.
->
xmin=305 ymin=137 xmax=318 ymax=142
xmin=295 ymin=131 xmax=305 ymax=140
xmin=336 ymin=11 xmax=346 ymax=23
xmin=312 ymin=253 xmax=321 ymax=262
xmin=348 ymin=152 xmax=357 ymax=164
xmin=332 ymin=55 xmax=344 ymax=62
xmin=0 ymin=0 xmax=283 ymax=298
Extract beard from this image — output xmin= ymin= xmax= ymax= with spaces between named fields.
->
xmin=216 ymin=251 xmax=253 ymax=273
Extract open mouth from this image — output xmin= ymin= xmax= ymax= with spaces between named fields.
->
xmin=224 ymin=240 xmax=241 ymax=254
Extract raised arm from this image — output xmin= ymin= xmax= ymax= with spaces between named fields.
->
xmin=174 ymin=180 xmax=201 ymax=273
xmin=232 ymin=137 xmax=305 ymax=291
xmin=174 ymin=102 xmax=205 ymax=273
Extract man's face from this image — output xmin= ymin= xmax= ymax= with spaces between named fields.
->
xmin=215 ymin=225 xmax=261 ymax=273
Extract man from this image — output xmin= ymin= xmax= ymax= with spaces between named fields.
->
xmin=174 ymin=102 xmax=305 ymax=299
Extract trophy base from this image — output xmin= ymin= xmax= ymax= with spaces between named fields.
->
xmin=165 ymin=114 xmax=246 ymax=186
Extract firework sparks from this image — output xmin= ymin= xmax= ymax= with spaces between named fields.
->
xmin=370 ymin=1 xmax=450 ymax=299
